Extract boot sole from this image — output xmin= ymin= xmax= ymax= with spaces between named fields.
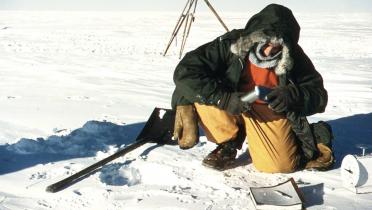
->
xmin=202 ymin=159 xmax=236 ymax=171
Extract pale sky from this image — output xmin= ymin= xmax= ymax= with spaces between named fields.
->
xmin=0 ymin=0 xmax=371 ymax=12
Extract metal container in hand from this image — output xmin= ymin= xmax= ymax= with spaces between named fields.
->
xmin=240 ymin=86 xmax=273 ymax=103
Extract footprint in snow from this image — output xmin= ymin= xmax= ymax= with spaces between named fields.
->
xmin=73 ymin=190 xmax=82 ymax=196
xmin=66 ymin=96 xmax=90 ymax=101
xmin=0 ymin=96 xmax=19 ymax=100
xmin=29 ymin=171 xmax=48 ymax=180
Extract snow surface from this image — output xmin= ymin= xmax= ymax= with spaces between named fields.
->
xmin=0 ymin=11 xmax=372 ymax=210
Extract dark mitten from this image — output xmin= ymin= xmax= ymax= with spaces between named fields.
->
xmin=266 ymin=84 xmax=302 ymax=113
xmin=217 ymin=92 xmax=250 ymax=115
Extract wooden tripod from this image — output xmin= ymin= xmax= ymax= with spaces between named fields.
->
xmin=163 ymin=0 xmax=229 ymax=58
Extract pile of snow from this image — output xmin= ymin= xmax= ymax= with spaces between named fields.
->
xmin=0 ymin=11 xmax=372 ymax=210
xmin=100 ymin=163 xmax=141 ymax=186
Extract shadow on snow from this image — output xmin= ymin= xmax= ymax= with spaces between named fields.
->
xmin=0 ymin=113 xmax=371 ymax=175
xmin=0 ymin=121 xmax=146 ymax=175
xmin=328 ymin=112 xmax=372 ymax=168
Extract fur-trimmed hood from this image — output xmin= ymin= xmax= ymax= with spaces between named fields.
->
xmin=230 ymin=4 xmax=301 ymax=75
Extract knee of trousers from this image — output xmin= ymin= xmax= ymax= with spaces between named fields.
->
xmin=194 ymin=103 xmax=239 ymax=144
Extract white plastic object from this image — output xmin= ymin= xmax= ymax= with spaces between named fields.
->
xmin=340 ymin=154 xmax=372 ymax=193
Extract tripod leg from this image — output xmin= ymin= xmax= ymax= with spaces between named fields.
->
xmin=179 ymin=14 xmax=190 ymax=59
xmin=179 ymin=0 xmax=197 ymax=58
xmin=163 ymin=0 xmax=190 ymax=56
xmin=203 ymin=0 xmax=229 ymax=32
xmin=163 ymin=0 xmax=195 ymax=56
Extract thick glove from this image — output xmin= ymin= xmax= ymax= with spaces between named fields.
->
xmin=173 ymin=105 xmax=199 ymax=149
xmin=217 ymin=92 xmax=250 ymax=115
xmin=266 ymin=84 xmax=302 ymax=113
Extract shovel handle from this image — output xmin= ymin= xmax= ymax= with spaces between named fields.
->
xmin=46 ymin=138 xmax=148 ymax=193
xmin=46 ymin=107 xmax=175 ymax=193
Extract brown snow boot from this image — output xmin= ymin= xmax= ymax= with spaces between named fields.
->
xmin=173 ymin=105 xmax=199 ymax=149
xmin=202 ymin=127 xmax=245 ymax=171
xmin=202 ymin=141 xmax=238 ymax=171
xmin=305 ymin=121 xmax=335 ymax=171
xmin=305 ymin=143 xmax=334 ymax=171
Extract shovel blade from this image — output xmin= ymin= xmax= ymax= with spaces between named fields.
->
xmin=136 ymin=107 xmax=175 ymax=144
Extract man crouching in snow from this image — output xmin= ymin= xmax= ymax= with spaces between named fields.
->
xmin=171 ymin=4 xmax=334 ymax=173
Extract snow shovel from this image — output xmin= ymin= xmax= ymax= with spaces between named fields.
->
xmin=46 ymin=107 xmax=175 ymax=193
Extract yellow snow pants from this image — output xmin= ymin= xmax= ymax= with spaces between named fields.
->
xmin=194 ymin=103 xmax=300 ymax=173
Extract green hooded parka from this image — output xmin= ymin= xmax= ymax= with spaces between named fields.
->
xmin=171 ymin=4 xmax=328 ymax=160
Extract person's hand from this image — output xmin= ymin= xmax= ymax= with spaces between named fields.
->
xmin=266 ymin=84 xmax=301 ymax=113
xmin=173 ymin=105 xmax=199 ymax=149
xmin=217 ymin=92 xmax=250 ymax=115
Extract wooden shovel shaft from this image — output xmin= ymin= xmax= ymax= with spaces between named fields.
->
xmin=45 ymin=107 xmax=175 ymax=193
xmin=46 ymin=138 xmax=149 ymax=193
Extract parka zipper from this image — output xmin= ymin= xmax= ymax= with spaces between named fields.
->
xmin=238 ymin=57 xmax=244 ymax=70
